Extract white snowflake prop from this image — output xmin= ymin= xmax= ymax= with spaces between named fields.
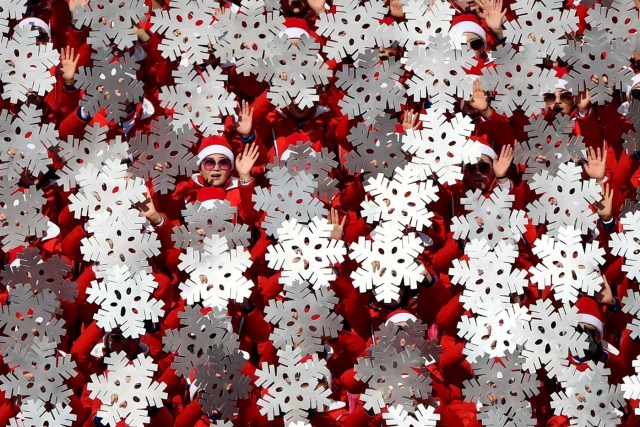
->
xmin=9 ymin=400 xmax=76 ymax=427
xmin=345 ymin=118 xmax=407 ymax=178
xmin=622 ymin=289 xmax=640 ymax=340
xmin=529 ymin=225 xmax=605 ymax=303
xmin=361 ymin=167 xmax=439 ymax=230
xmin=610 ymin=210 xmax=640 ymax=281
xmin=526 ymin=162 xmax=600 ymax=237
xmin=75 ymin=48 xmax=144 ymax=122
xmin=383 ymin=404 xmax=440 ymax=427
xmin=264 ymin=281 xmax=343 ymax=355
xmin=587 ymin=0 xmax=640 ymax=40
xmin=266 ymin=217 xmax=345 ymax=289
xmin=451 ymin=188 xmax=528 ymax=248
xmin=451 ymin=239 xmax=529 ymax=313
xmin=551 ymin=362 xmax=624 ymax=426
xmin=511 ymin=299 xmax=589 ymax=379
xmin=179 ymin=234 xmax=253 ymax=309
xmin=255 ymin=345 xmax=331 ymax=426
xmin=314 ymin=0 xmax=386 ymax=61
xmin=463 ymin=348 xmax=539 ymax=427
xmin=403 ymin=112 xmax=479 ymax=185
xmin=336 ymin=49 xmax=405 ymax=126
xmin=0 ymin=26 xmax=57 ymax=103
xmin=1 ymin=336 xmax=76 ymax=405
xmin=0 ymin=186 xmax=50 ymax=251
xmin=87 ymin=264 xmax=164 ymax=339
xmin=88 ymin=352 xmax=167 ymax=427
xmin=253 ymin=166 xmax=327 ymax=238
xmin=73 ymin=0 xmax=148 ymax=50
xmin=375 ymin=319 xmax=442 ymax=366
xmin=622 ymin=356 xmax=640 ymax=414
xmin=349 ymin=221 xmax=425 ymax=303
xmin=159 ymin=65 xmax=235 ymax=136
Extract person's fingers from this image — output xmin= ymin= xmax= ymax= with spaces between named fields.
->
xmin=596 ymin=147 xmax=601 ymax=161
xmin=340 ymin=215 xmax=347 ymax=227
xmin=602 ymin=143 xmax=608 ymax=162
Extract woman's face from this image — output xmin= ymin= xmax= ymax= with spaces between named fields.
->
xmin=466 ymin=32 xmax=484 ymax=58
xmin=463 ymin=154 xmax=495 ymax=191
xmin=200 ymin=154 xmax=232 ymax=187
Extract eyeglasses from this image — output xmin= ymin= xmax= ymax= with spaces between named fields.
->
xmin=469 ymin=38 xmax=484 ymax=51
xmin=544 ymin=91 xmax=573 ymax=103
xmin=631 ymin=89 xmax=640 ymax=101
xmin=465 ymin=160 xmax=492 ymax=174
xmin=202 ymin=157 xmax=232 ymax=171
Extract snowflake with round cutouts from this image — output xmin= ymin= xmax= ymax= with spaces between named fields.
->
xmin=529 ymin=225 xmax=605 ymax=303
xmin=609 ymin=210 xmax=640 ymax=281
xmin=0 ymin=186 xmax=50 ymax=251
xmin=361 ymin=166 xmax=439 ymax=230
xmin=349 ymin=221 xmax=425 ymax=303
xmin=9 ymin=400 xmax=76 ymax=427
xmin=383 ymin=404 xmax=440 ymax=427
xmin=266 ymin=217 xmax=345 ymax=290
xmin=403 ymin=112 xmax=480 ymax=185
xmin=622 ymin=356 xmax=640 ymax=414
xmin=179 ymin=234 xmax=253 ymax=309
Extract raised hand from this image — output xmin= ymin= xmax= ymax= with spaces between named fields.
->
xmin=235 ymin=143 xmax=259 ymax=181
xmin=583 ymin=143 xmax=607 ymax=181
xmin=596 ymin=183 xmax=614 ymax=222
xmin=135 ymin=193 xmax=163 ymax=226
xmin=236 ymin=100 xmax=254 ymax=137
xmin=475 ymin=0 xmax=506 ymax=38
xmin=492 ymin=144 xmax=513 ymax=181
xmin=577 ymin=89 xmax=591 ymax=115
xmin=69 ymin=0 xmax=89 ymax=14
xmin=328 ymin=207 xmax=346 ymax=241
xmin=402 ymin=109 xmax=420 ymax=130
xmin=60 ymin=46 xmax=80 ymax=86
xmin=308 ymin=0 xmax=326 ymax=14
xmin=469 ymin=78 xmax=490 ymax=117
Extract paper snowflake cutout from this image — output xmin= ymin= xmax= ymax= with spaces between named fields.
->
xmin=0 ymin=186 xmax=50 ymax=250
xmin=551 ymin=362 xmax=625 ymax=426
xmin=0 ymin=284 xmax=65 ymax=360
xmin=264 ymin=281 xmax=343 ymax=355
xmin=355 ymin=337 xmax=431 ymax=414
xmin=451 ymin=188 xmax=528 ymax=247
xmin=214 ymin=0 xmax=284 ymax=76
xmin=530 ymin=225 xmax=605 ymax=303
xmin=622 ymin=356 xmax=640 ymax=414
xmin=403 ymin=33 xmax=476 ymax=111
xmin=526 ymin=162 xmax=600 ymax=237
xmin=621 ymin=289 xmax=640 ymax=340
xmin=9 ymin=400 xmax=76 ymax=427
xmin=163 ymin=305 xmax=239 ymax=378
xmin=266 ymin=217 xmax=345 ymax=289
xmin=458 ymin=300 xmax=530 ymax=363
xmin=403 ymin=112 xmax=479 ymax=185
xmin=478 ymin=407 xmax=538 ymax=427
xmin=315 ymin=0 xmax=386 ymax=60
xmin=336 ymin=49 xmax=405 ymax=126
xmin=344 ymin=118 xmax=407 ymax=178
xmin=0 ymin=336 xmax=76 ymax=405
xmin=73 ymin=0 xmax=148 ymax=50
xmin=380 ymin=0 xmax=455 ymax=52
xmin=0 ymin=26 xmax=57 ymax=103
xmin=383 ymin=404 xmax=440 ymax=427
xmin=88 ymin=352 xmax=167 ymax=427
xmin=0 ymin=104 xmax=58 ymax=182
xmin=374 ymin=319 xmax=442 ymax=365
xmin=464 ymin=348 xmax=539 ymax=426
xmin=128 ymin=116 xmax=197 ymax=194
xmin=515 ymin=114 xmax=584 ymax=181
xmin=1 ymin=247 xmax=76 ymax=301
xmin=349 ymin=221 xmax=425 ymax=303
xmin=159 ymin=65 xmax=235 ymax=136
xmin=586 ymin=0 xmax=640 ymax=41
xmin=81 ymin=210 xmax=161 ymax=278
xmin=480 ymin=45 xmax=557 ymax=116
xmin=563 ymin=28 xmax=634 ymax=105
xmin=151 ymin=0 xmax=219 ymax=65
xmin=56 ymin=123 xmax=129 ymax=191
xmin=451 ymin=239 xmax=529 ymax=313
xmin=172 ymin=200 xmax=251 ymax=251
xmin=253 ymin=166 xmax=327 ymax=238
xmin=609 ymin=210 xmax=640 ymax=281
xmin=87 ymin=264 xmax=164 ymax=339
xmin=272 ymin=140 xmax=339 ymax=203
xmin=68 ymin=158 xmax=148 ymax=223
xmin=261 ymin=33 xmax=332 ymax=109
xmin=255 ymin=345 xmax=331 ymax=425
xmin=510 ymin=299 xmax=589 ymax=379
xmin=504 ymin=0 xmax=578 ymax=60
xmin=361 ymin=167 xmax=439 ymax=230
xmin=179 ymin=234 xmax=253 ymax=309
xmin=194 ymin=345 xmax=252 ymax=421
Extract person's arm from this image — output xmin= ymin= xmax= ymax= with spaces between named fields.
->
xmin=492 ymin=144 xmax=514 ymax=190
xmin=235 ymin=143 xmax=261 ymax=224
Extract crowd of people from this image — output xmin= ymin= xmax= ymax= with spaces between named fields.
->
xmin=1 ymin=0 xmax=640 ymax=425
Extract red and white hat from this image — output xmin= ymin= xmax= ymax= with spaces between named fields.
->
xmin=279 ymin=17 xmax=311 ymax=40
xmin=18 ymin=17 xmax=51 ymax=37
xmin=197 ymin=136 xmax=234 ymax=167
xmin=466 ymin=136 xmax=497 ymax=160
xmin=576 ymin=297 xmax=604 ymax=340
xmin=450 ymin=14 xmax=487 ymax=48
xmin=385 ymin=309 xmax=418 ymax=326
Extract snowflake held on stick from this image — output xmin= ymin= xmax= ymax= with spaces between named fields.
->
xmin=88 ymin=352 xmax=167 ymax=427
xmin=73 ymin=0 xmax=148 ymax=50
